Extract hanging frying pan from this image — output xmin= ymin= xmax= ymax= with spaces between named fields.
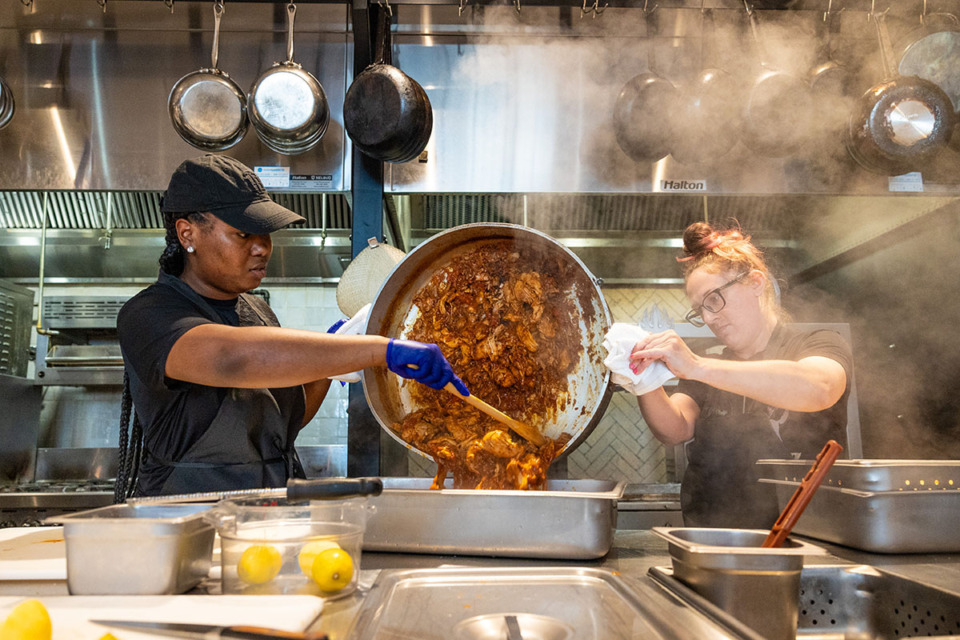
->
xmin=671 ymin=8 xmax=742 ymax=165
xmin=0 ymin=76 xmax=14 ymax=130
xmin=894 ymin=4 xmax=960 ymax=152
xmin=168 ymin=1 xmax=248 ymax=151
xmin=846 ymin=11 xmax=956 ymax=175
xmin=248 ymin=2 xmax=329 ymax=155
xmin=807 ymin=2 xmax=854 ymax=146
xmin=343 ymin=9 xmax=432 ymax=164
xmin=613 ymin=9 xmax=680 ymax=163
xmin=741 ymin=0 xmax=816 ymax=158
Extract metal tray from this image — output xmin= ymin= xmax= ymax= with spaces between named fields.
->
xmin=47 ymin=503 xmax=215 ymax=595
xmin=363 ymin=478 xmax=624 ymax=559
xmin=756 ymin=458 xmax=960 ymax=492
xmin=344 ymin=566 xmax=741 ymax=640
xmin=760 ymin=479 xmax=960 ymax=554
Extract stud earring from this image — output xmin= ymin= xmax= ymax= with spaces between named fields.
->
xmin=186 ymin=246 xmax=194 ymax=253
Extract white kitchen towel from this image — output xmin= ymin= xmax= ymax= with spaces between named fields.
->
xmin=602 ymin=323 xmax=675 ymax=396
xmin=330 ymin=303 xmax=371 ymax=383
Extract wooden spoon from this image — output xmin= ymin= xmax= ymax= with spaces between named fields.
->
xmin=762 ymin=439 xmax=843 ymax=548
xmin=443 ymin=383 xmax=546 ymax=447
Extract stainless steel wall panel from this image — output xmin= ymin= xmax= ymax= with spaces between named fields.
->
xmin=0 ymin=1 xmax=351 ymax=191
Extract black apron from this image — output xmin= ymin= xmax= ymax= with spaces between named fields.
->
xmin=681 ymin=409 xmax=787 ymax=528
xmin=147 ymin=274 xmax=305 ymax=495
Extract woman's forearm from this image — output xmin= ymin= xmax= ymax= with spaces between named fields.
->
xmin=166 ymin=324 xmax=390 ymax=388
xmin=693 ymin=356 xmax=846 ymax=412
xmin=637 ymin=388 xmax=697 ymax=446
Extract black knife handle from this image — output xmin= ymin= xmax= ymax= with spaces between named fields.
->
xmin=222 ymin=626 xmax=328 ymax=640
xmin=286 ymin=477 xmax=383 ymax=501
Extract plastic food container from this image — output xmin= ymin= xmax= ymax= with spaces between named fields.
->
xmin=653 ymin=527 xmax=826 ymax=640
xmin=46 ymin=503 xmax=215 ymax=595
xmin=204 ymin=497 xmax=372 ymax=598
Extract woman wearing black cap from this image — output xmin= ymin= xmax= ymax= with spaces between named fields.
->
xmin=628 ymin=222 xmax=853 ymax=528
xmin=115 ymin=155 xmax=467 ymax=498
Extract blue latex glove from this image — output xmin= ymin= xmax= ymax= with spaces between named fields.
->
xmin=386 ymin=339 xmax=470 ymax=396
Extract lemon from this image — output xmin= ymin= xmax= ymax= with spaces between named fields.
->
xmin=236 ymin=544 xmax=282 ymax=585
xmin=297 ymin=539 xmax=341 ymax=576
xmin=310 ymin=547 xmax=354 ymax=593
xmin=0 ymin=599 xmax=52 ymax=640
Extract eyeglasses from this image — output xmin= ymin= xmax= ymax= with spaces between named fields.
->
xmin=684 ymin=272 xmax=749 ymax=327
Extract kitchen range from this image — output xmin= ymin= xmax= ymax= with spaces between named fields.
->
xmin=3 ymin=0 xmax=960 ymax=639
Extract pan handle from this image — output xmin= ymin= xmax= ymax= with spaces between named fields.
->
xmin=211 ymin=1 xmax=224 ymax=70
xmin=286 ymin=477 xmax=384 ymax=500
xmin=285 ymin=2 xmax=297 ymax=64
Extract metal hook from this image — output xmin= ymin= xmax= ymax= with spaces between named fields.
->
xmin=514 ymin=0 xmax=521 ymax=16
xmin=921 ymin=0 xmax=927 ymax=24
xmin=742 ymin=0 xmax=753 ymax=17
xmin=164 ymin=0 xmax=174 ymax=12
xmin=592 ymin=0 xmax=608 ymax=18
xmin=642 ymin=0 xmax=658 ymax=15
xmin=579 ymin=0 xmax=605 ymax=20
xmin=458 ymin=0 xmax=468 ymax=17
xmin=377 ymin=0 xmax=392 ymax=18
xmin=97 ymin=0 xmax=106 ymax=11
xmin=19 ymin=0 xmax=33 ymax=7
xmin=823 ymin=0 xmax=832 ymax=21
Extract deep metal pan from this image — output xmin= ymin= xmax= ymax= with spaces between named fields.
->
xmin=343 ymin=9 xmax=433 ymax=164
xmin=362 ymin=223 xmax=612 ymax=463
xmin=167 ymin=1 xmax=248 ymax=151
xmin=247 ymin=2 xmax=329 ymax=155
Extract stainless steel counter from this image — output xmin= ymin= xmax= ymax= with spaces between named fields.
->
xmin=312 ymin=530 xmax=960 ymax=639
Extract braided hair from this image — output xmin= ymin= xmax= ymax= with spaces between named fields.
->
xmin=678 ymin=221 xmax=784 ymax=317
xmin=114 ymin=372 xmax=143 ymax=502
xmin=115 ymin=210 xmax=210 ymax=501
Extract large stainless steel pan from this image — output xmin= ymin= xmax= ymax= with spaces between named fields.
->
xmin=362 ymin=223 xmax=612 ymax=462
xmin=167 ymin=2 xmax=247 ymax=152
xmin=0 ymin=76 xmax=14 ymax=131
xmin=247 ymin=2 xmax=329 ymax=155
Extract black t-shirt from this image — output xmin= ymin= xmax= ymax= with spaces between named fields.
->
xmin=674 ymin=324 xmax=854 ymax=527
xmin=117 ymin=274 xmax=305 ymax=494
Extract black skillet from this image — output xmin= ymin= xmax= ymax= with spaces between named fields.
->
xmin=343 ymin=9 xmax=432 ymax=164
xmin=613 ymin=10 xmax=680 ymax=163
xmin=741 ymin=0 xmax=816 ymax=158
xmin=846 ymin=11 xmax=956 ymax=175
xmin=670 ymin=9 xmax=742 ymax=165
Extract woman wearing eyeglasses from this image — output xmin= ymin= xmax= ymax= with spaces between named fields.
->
xmin=630 ymin=222 xmax=853 ymax=528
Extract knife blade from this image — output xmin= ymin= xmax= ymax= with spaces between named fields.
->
xmin=91 ymin=620 xmax=328 ymax=640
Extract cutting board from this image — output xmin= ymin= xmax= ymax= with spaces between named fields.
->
xmin=0 ymin=527 xmax=67 ymax=580
xmin=0 ymin=595 xmax=324 ymax=640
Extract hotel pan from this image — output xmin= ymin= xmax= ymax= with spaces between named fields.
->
xmin=760 ymin=479 xmax=960 ymax=553
xmin=757 ymin=458 xmax=960 ymax=492
xmin=363 ymin=478 xmax=624 ymax=559
xmin=47 ymin=503 xmax=214 ymax=595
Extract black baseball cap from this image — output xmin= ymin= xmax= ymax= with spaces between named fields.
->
xmin=160 ymin=155 xmax=305 ymax=234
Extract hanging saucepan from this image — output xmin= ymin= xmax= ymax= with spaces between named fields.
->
xmin=0 ymin=76 xmax=14 ymax=130
xmin=343 ymin=9 xmax=432 ymax=164
xmin=845 ymin=11 xmax=956 ymax=175
xmin=741 ymin=0 xmax=816 ymax=158
xmin=671 ymin=9 xmax=742 ymax=165
xmin=247 ymin=2 xmax=329 ymax=155
xmin=893 ymin=5 xmax=960 ymax=152
xmin=807 ymin=1 xmax=854 ymax=146
xmin=168 ymin=1 xmax=248 ymax=151
xmin=613 ymin=9 xmax=680 ymax=163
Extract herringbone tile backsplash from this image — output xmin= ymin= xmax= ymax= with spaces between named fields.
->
xmin=407 ymin=287 xmax=688 ymax=485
